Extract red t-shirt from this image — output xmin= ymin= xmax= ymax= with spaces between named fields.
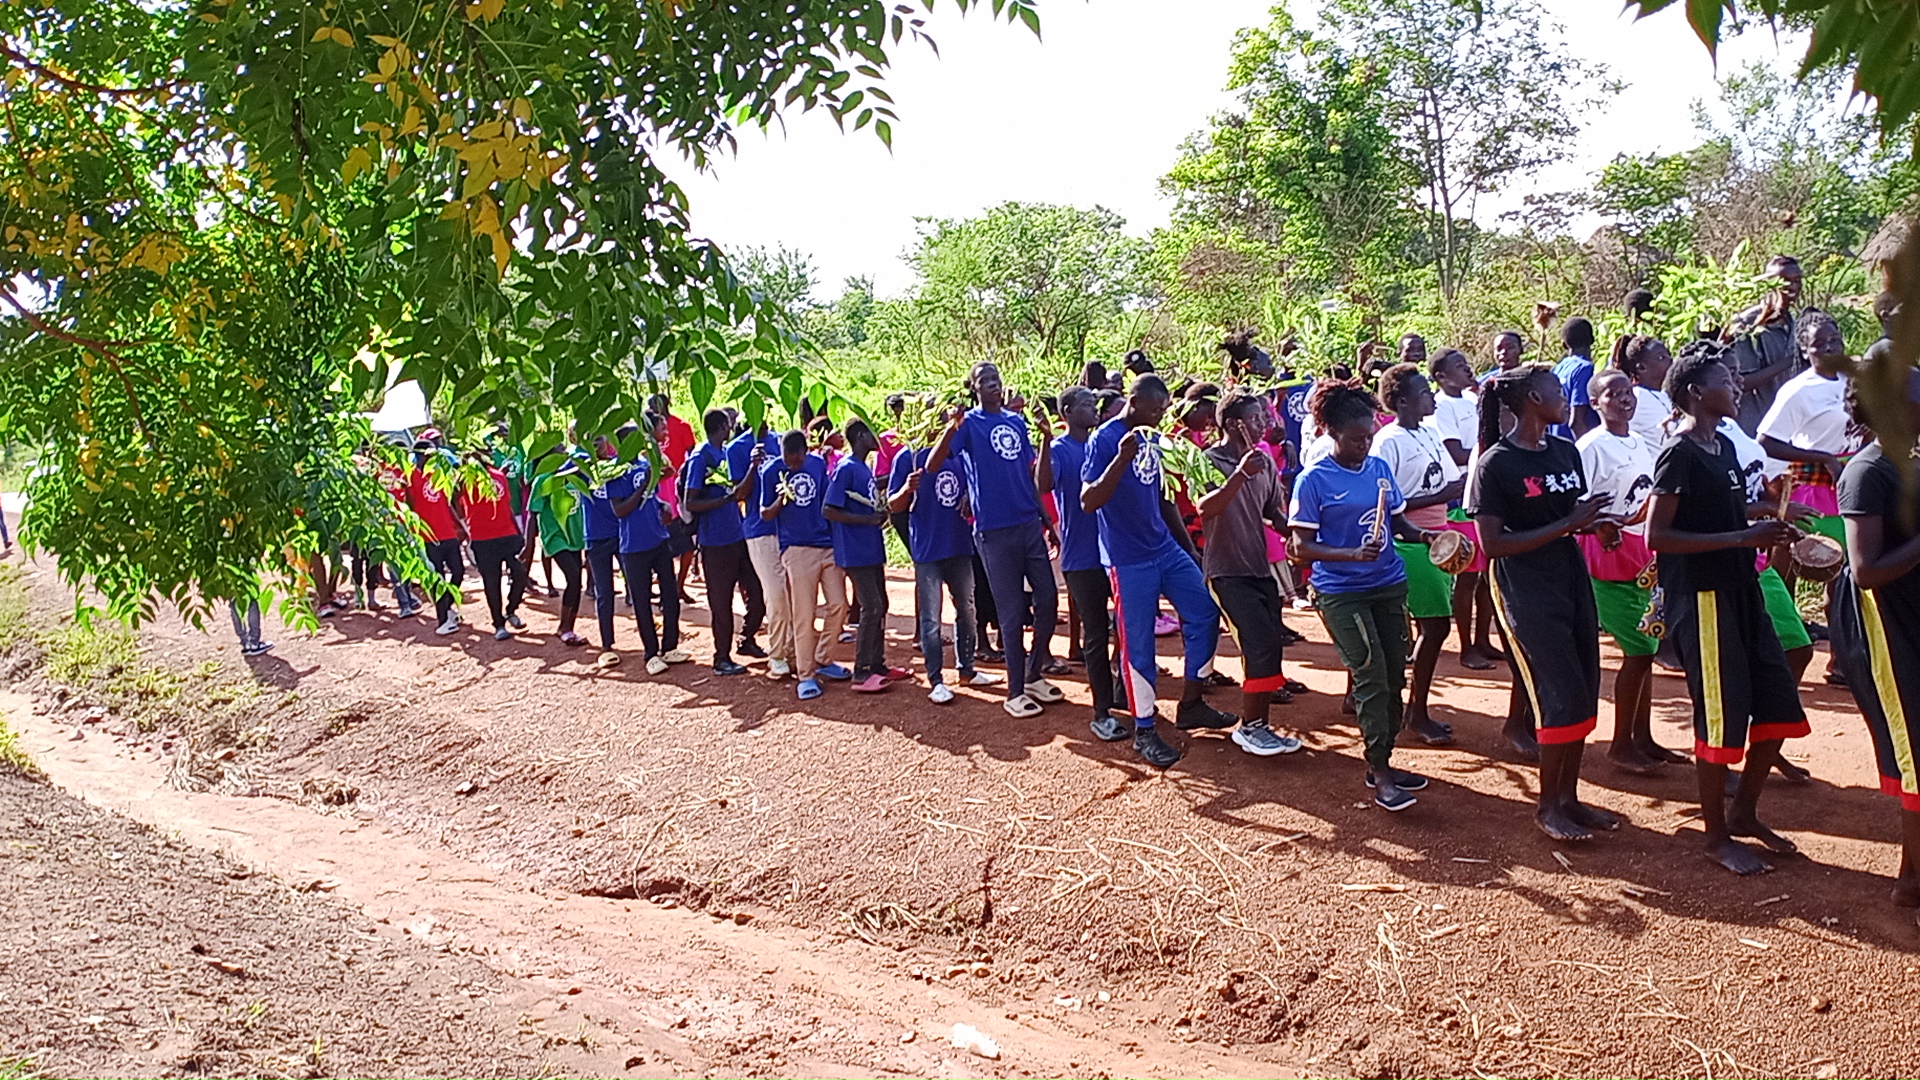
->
xmin=663 ymin=415 xmax=697 ymax=470
xmin=407 ymin=468 xmax=461 ymax=542
xmin=464 ymin=466 xmax=519 ymax=542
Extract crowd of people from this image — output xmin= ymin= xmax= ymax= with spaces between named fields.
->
xmin=281 ymin=257 xmax=1920 ymax=914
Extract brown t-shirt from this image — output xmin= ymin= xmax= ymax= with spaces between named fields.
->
xmin=1201 ymin=444 xmax=1286 ymax=579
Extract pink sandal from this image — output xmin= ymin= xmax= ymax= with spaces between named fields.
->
xmin=853 ymin=674 xmax=891 ymax=693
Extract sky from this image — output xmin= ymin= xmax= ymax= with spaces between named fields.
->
xmin=662 ymin=0 xmax=1816 ymax=298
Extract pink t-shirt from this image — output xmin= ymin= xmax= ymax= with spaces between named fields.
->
xmin=874 ymin=431 xmax=904 ymax=486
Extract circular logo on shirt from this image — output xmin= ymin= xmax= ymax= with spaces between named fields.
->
xmin=1286 ymin=390 xmax=1310 ymax=424
xmin=1131 ymin=440 xmax=1161 ymax=488
xmin=989 ymin=423 xmax=1024 ymax=460
xmin=934 ymin=470 xmax=962 ymax=508
xmin=788 ymin=471 xmax=818 ymax=507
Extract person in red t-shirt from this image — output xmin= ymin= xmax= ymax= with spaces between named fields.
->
xmin=650 ymin=392 xmax=702 ymax=604
xmin=406 ymin=441 xmax=468 ymax=635
xmin=464 ymin=452 xmax=532 ymax=640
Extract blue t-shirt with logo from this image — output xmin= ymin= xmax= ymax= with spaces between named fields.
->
xmin=1049 ymin=434 xmax=1101 ymax=573
xmin=617 ymin=458 xmax=669 ymax=553
xmin=1083 ymin=417 xmax=1179 ymax=568
xmin=729 ymin=429 xmax=781 ymax=541
xmin=824 ymin=457 xmax=886 ymax=568
xmin=684 ymin=441 xmax=745 ymax=548
xmin=1287 ymin=454 xmax=1408 ymax=594
xmin=949 ymin=407 xmax=1040 ymax=533
xmin=581 ymin=459 xmax=630 ymax=544
xmin=759 ymin=453 xmax=832 ymax=550
xmin=1550 ymin=353 xmax=1595 ymax=439
xmin=890 ymin=448 xmax=972 ymax=564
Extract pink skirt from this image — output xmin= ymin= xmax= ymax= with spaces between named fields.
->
xmin=1441 ymin=517 xmax=1488 ymax=574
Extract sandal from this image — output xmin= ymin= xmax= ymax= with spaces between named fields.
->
xmin=1002 ymin=693 xmax=1044 ymax=718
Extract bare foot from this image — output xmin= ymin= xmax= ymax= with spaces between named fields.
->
xmin=1458 ymin=645 xmax=1497 ymax=671
xmin=1727 ymin=813 xmax=1798 ymax=855
xmin=1537 ymin=805 xmax=1592 ymax=842
xmin=1407 ymin=714 xmax=1454 ymax=746
xmin=1567 ymin=801 xmax=1621 ymax=831
xmin=1504 ymin=721 xmax=1540 ymax=764
xmin=1637 ymin=739 xmax=1690 ymax=765
xmin=1704 ymin=837 xmax=1773 ymax=876
xmin=1607 ymin=742 xmax=1663 ymax=776
xmin=1773 ymin=758 xmax=1812 ymax=784
xmin=1480 ymin=643 xmax=1509 ymax=662
xmin=1892 ymin=879 xmax=1920 ymax=908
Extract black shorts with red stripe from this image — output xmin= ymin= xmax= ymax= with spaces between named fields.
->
xmin=1490 ymin=544 xmax=1600 ymax=745
xmin=1667 ymin=580 xmax=1809 ymax=765
xmin=1209 ymin=574 xmax=1285 ymax=692
xmin=1832 ymin=571 xmax=1920 ymax=810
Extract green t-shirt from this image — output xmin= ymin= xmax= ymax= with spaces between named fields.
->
xmin=528 ymin=467 xmax=585 ymax=553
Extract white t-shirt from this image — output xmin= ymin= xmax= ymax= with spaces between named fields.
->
xmin=1629 ymin=386 xmax=1672 ymax=447
xmin=1717 ymin=417 xmax=1780 ymax=502
xmin=1371 ymin=420 xmax=1460 ymax=529
xmin=1432 ymin=391 xmax=1479 ymax=457
xmin=1577 ymin=427 xmax=1654 ymax=535
xmin=1301 ymin=432 xmax=1336 ymax=468
xmin=1756 ymin=368 xmax=1853 ymax=457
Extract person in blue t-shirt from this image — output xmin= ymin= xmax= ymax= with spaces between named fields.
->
xmin=889 ymin=431 xmax=1004 ymax=705
xmin=926 ymin=362 xmax=1060 ymax=718
xmin=1081 ymin=375 xmax=1238 ymax=768
xmin=686 ymin=409 xmax=766 ymax=676
xmin=1038 ymin=386 xmax=1117 ymax=732
xmin=1550 ymin=317 xmax=1598 ymax=439
xmin=729 ymin=424 xmax=784 ymax=670
xmin=1289 ymin=381 xmax=1444 ymax=812
xmin=614 ymin=414 xmax=689 ymax=677
xmin=760 ymin=429 xmax=851 ymax=700
xmin=581 ymin=430 xmax=634 ymax=663
xmin=825 ymin=420 xmax=897 ymax=693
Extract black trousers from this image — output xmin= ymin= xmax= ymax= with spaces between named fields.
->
xmin=701 ymin=540 xmax=764 ymax=664
xmin=621 ymin=543 xmax=680 ymax=658
xmin=425 ymin=538 xmax=465 ymax=624
xmin=470 ymin=533 xmax=530 ymax=630
xmin=550 ymin=547 xmax=583 ymax=612
xmin=846 ymin=563 xmax=889 ymax=679
xmin=1063 ymin=568 xmax=1116 ymax=718
xmin=586 ymin=536 xmax=621 ymax=648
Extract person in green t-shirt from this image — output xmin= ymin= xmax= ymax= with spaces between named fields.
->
xmin=526 ymin=447 xmax=589 ymax=646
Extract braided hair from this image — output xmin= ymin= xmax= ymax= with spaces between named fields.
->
xmin=1609 ymin=334 xmax=1665 ymax=380
xmin=1378 ymin=362 xmax=1426 ymax=412
xmin=1666 ymin=338 xmax=1731 ymax=414
xmin=1476 ymin=363 xmax=1555 ymax=450
xmin=1307 ymin=378 xmax=1379 ymax=435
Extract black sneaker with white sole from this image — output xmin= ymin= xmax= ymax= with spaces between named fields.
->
xmin=1133 ymin=728 xmax=1182 ymax=768
xmin=1174 ymin=700 xmax=1239 ymax=730
xmin=1089 ymin=712 xmax=1132 ymax=743
xmin=1363 ymin=768 xmax=1430 ymax=791
xmin=1372 ymin=784 xmax=1418 ymax=812
xmin=737 ymin=639 xmax=769 ymax=659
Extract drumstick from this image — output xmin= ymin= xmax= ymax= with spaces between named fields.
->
xmin=1370 ymin=478 xmax=1391 ymax=545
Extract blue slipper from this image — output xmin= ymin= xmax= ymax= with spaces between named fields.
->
xmin=816 ymin=663 xmax=853 ymax=681
xmin=797 ymin=678 xmax=823 ymax=701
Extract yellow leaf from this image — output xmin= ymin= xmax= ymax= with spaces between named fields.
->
xmin=370 ymin=34 xmax=402 ymax=47
xmin=378 ymin=49 xmax=398 ymax=78
xmin=386 ymin=158 xmax=402 ymax=182
xmin=342 ymin=146 xmax=372 ymax=184
xmin=330 ymin=26 xmax=354 ymax=48
xmin=509 ymin=96 xmax=532 ymax=121
xmin=399 ymin=105 xmax=424 ymax=136
xmin=312 ymin=25 xmax=334 ymax=42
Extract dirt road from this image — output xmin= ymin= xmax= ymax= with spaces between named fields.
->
xmin=3 ymin=544 xmax=1918 ymax=1077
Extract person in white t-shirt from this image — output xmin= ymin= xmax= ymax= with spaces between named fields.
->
xmin=1372 ymin=363 xmax=1465 ymax=746
xmin=1577 ymin=370 xmax=1673 ymax=774
xmin=1611 ymin=334 xmax=1674 ymax=447
xmin=1427 ymin=349 xmax=1479 ymax=467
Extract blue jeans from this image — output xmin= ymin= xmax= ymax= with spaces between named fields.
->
xmin=914 ymin=554 xmax=977 ymax=687
xmin=975 ymin=517 xmax=1055 ymax=697
xmin=1110 ymin=544 xmax=1219 ymax=720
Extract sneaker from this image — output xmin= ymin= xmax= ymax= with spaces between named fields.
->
xmin=434 ymin=617 xmax=459 ymax=636
xmin=1133 ymin=727 xmax=1182 ymax=768
xmin=966 ymin=670 xmax=1004 ymax=688
xmin=241 ymin=641 xmax=276 ymax=657
xmin=737 ymin=640 xmax=769 ymax=659
xmin=797 ymin=678 xmax=823 ymax=701
xmin=1025 ymin=678 xmax=1065 ymax=703
xmin=976 ymin=647 xmax=1005 ymax=665
xmin=1090 ymin=712 xmax=1133 ymax=743
xmin=928 ymin=682 xmax=955 ymax=705
xmin=507 ymin=613 xmax=526 ymax=630
xmin=398 ymin=603 xmax=423 ymax=619
xmin=318 ymin=603 xmax=341 ymax=619
xmin=1232 ymin=721 xmax=1303 ymax=757
xmin=816 ymin=662 xmax=853 ymax=681
xmin=715 ymin=660 xmax=748 ymax=676
xmin=1175 ymin=700 xmax=1239 ymax=730
xmin=1201 ymin=671 xmax=1239 ymax=690
xmin=768 ymin=657 xmax=792 ymax=678
xmin=645 ymin=655 xmax=669 ymax=676
xmin=1153 ymin=613 xmax=1180 ymax=637
xmin=853 ymin=674 xmax=890 ymax=693
xmin=493 ymin=627 xmax=511 ymax=641
xmin=1364 ymin=769 xmax=1430 ymax=792
xmin=661 ymin=648 xmax=691 ymax=664
xmin=838 ymin=629 xmax=856 ymax=644
xmin=1372 ymin=784 xmax=1418 ymax=812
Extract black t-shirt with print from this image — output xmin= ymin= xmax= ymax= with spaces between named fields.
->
xmin=1469 ymin=434 xmax=1588 ymax=579
xmin=1652 ymin=431 xmax=1755 ymax=595
xmin=1839 ymin=442 xmax=1920 ymax=613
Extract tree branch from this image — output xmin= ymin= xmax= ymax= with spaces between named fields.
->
xmin=0 ymin=284 xmax=151 ymax=438
xmin=0 ymin=40 xmax=184 ymax=100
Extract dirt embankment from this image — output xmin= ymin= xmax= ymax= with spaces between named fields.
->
xmin=4 ymin=540 xmax=1920 ymax=1078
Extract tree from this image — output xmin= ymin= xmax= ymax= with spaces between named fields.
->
xmin=1319 ymin=0 xmax=1603 ymax=302
xmin=907 ymin=202 xmax=1144 ymax=362
xmin=0 ymin=0 xmax=1038 ymax=619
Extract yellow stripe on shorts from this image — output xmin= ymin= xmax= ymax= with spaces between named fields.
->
xmin=1488 ymin=577 xmax=1544 ymax=724
xmin=1698 ymin=590 xmax=1724 ymax=751
xmin=1861 ymin=590 xmax=1918 ymax=798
